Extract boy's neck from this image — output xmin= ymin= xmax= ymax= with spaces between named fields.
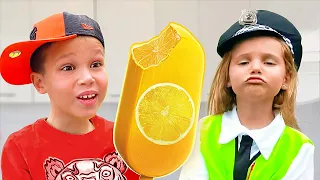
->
xmin=46 ymin=112 xmax=95 ymax=135
xmin=236 ymin=98 xmax=275 ymax=130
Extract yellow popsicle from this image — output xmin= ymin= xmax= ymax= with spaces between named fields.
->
xmin=114 ymin=22 xmax=205 ymax=179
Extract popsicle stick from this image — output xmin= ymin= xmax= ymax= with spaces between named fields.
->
xmin=139 ymin=175 xmax=154 ymax=180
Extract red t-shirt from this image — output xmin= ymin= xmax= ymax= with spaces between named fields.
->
xmin=1 ymin=115 xmax=140 ymax=180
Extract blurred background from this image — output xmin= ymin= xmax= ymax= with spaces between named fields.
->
xmin=0 ymin=0 xmax=319 ymax=179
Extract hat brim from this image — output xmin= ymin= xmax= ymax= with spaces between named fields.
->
xmin=0 ymin=34 xmax=77 ymax=85
xmin=217 ymin=30 xmax=284 ymax=58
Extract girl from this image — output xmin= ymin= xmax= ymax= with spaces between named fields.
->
xmin=179 ymin=9 xmax=314 ymax=180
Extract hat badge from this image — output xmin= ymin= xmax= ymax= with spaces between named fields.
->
xmin=239 ymin=9 xmax=258 ymax=26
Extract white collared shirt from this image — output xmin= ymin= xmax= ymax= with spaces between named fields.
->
xmin=179 ymin=106 xmax=314 ymax=180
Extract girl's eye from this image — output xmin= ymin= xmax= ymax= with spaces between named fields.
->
xmin=239 ymin=61 xmax=249 ymax=65
xmin=61 ymin=65 xmax=75 ymax=71
xmin=91 ymin=61 xmax=103 ymax=68
xmin=265 ymin=61 xmax=275 ymax=65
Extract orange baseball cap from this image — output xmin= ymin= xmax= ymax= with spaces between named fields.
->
xmin=0 ymin=12 xmax=104 ymax=85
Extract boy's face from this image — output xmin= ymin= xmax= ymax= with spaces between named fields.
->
xmin=32 ymin=36 xmax=107 ymax=120
xmin=228 ymin=36 xmax=289 ymax=101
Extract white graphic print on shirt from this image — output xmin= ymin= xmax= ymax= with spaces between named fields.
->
xmin=43 ymin=152 xmax=128 ymax=180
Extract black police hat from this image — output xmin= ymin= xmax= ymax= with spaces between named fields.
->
xmin=217 ymin=9 xmax=302 ymax=71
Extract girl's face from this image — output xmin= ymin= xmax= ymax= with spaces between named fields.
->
xmin=228 ymin=36 xmax=289 ymax=101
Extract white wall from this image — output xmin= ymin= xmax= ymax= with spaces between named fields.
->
xmin=0 ymin=0 xmax=319 ymax=179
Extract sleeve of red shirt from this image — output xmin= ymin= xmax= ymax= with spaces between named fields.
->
xmin=1 ymin=134 xmax=32 ymax=180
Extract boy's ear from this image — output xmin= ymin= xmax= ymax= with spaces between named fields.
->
xmin=30 ymin=72 xmax=47 ymax=94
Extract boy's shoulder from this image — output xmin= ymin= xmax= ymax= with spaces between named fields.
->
xmin=91 ymin=115 xmax=114 ymax=129
xmin=3 ymin=119 xmax=41 ymax=149
xmin=5 ymin=115 xmax=115 ymax=145
xmin=9 ymin=120 xmax=39 ymax=138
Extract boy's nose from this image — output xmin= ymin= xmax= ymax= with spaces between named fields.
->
xmin=77 ymin=70 xmax=95 ymax=85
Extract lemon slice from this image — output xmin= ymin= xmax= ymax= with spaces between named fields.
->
xmin=135 ymin=83 xmax=195 ymax=145
xmin=132 ymin=26 xmax=181 ymax=70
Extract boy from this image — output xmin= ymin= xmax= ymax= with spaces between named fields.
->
xmin=0 ymin=12 xmax=140 ymax=180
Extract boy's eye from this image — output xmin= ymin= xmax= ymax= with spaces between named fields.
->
xmin=91 ymin=61 xmax=103 ymax=68
xmin=61 ymin=65 xmax=75 ymax=71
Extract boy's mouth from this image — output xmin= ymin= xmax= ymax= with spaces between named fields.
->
xmin=77 ymin=91 xmax=98 ymax=106
xmin=77 ymin=90 xmax=99 ymax=101
xmin=78 ymin=94 xmax=97 ymax=100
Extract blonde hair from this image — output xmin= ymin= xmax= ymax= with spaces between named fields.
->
xmin=208 ymin=36 xmax=300 ymax=130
